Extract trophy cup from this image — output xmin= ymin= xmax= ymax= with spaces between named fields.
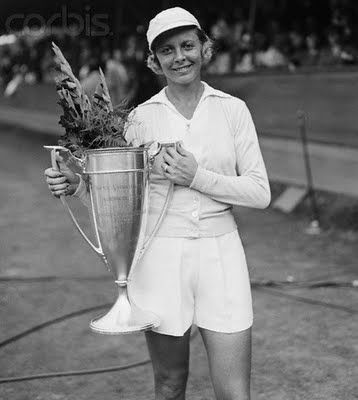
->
xmin=45 ymin=143 xmax=176 ymax=334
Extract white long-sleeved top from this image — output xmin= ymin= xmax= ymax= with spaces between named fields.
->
xmin=74 ymin=81 xmax=270 ymax=238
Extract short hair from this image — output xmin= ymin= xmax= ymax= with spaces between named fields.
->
xmin=146 ymin=26 xmax=214 ymax=74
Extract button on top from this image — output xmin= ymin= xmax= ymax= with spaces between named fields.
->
xmin=192 ymin=211 xmax=198 ymax=218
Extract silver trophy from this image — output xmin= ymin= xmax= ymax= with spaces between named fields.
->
xmin=45 ymin=143 xmax=176 ymax=334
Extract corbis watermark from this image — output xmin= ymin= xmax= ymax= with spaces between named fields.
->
xmin=5 ymin=5 xmax=111 ymax=37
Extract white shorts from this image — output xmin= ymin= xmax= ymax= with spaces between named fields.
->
xmin=128 ymin=230 xmax=253 ymax=336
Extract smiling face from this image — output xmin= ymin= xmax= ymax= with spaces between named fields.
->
xmin=154 ymin=27 xmax=203 ymax=86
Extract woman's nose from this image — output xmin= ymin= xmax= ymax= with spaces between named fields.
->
xmin=173 ymin=48 xmax=185 ymax=62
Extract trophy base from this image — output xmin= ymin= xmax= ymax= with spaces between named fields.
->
xmin=90 ymin=285 xmax=160 ymax=334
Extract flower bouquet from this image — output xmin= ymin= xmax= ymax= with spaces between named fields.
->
xmin=52 ymin=42 xmax=131 ymax=157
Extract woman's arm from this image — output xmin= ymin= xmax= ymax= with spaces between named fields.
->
xmin=189 ymin=103 xmax=271 ymax=209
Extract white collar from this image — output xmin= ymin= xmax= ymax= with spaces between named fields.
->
xmin=140 ymin=81 xmax=231 ymax=108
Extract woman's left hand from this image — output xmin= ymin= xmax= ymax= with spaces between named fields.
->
xmin=162 ymin=143 xmax=198 ymax=186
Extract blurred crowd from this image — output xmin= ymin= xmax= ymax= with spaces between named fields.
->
xmin=206 ymin=6 xmax=357 ymax=74
xmin=0 ymin=26 xmax=159 ymax=106
xmin=0 ymin=4 xmax=357 ymax=105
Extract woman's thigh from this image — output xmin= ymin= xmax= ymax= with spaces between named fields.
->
xmin=145 ymin=327 xmax=192 ymax=381
xmin=199 ymin=327 xmax=252 ymax=400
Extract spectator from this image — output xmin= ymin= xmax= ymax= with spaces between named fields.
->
xmin=234 ymin=50 xmax=255 ymax=73
xmin=40 ymin=48 xmax=56 ymax=83
xmin=233 ymin=32 xmax=255 ymax=73
xmin=0 ymin=45 xmax=13 ymax=89
xmin=210 ymin=14 xmax=231 ymax=42
xmin=319 ymin=27 xmax=355 ymax=66
xmin=256 ymin=34 xmax=288 ymax=69
xmin=78 ymin=42 xmax=92 ymax=80
xmin=301 ymin=33 xmax=321 ymax=66
xmin=231 ymin=7 xmax=246 ymax=45
xmin=288 ymin=29 xmax=306 ymax=67
xmin=106 ymin=48 xmax=130 ymax=106
xmin=206 ymin=39 xmax=231 ymax=74
xmin=80 ymin=56 xmax=104 ymax=99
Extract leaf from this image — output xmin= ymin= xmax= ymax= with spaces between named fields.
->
xmin=53 ymin=42 xmax=131 ymax=152
xmin=52 ymin=42 xmax=81 ymax=87
xmin=93 ymin=68 xmax=113 ymax=113
xmin=99 ymin=67 xmax=113 ymax=112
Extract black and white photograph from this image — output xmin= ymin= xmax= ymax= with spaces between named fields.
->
xmin=0 ymin=0 xmax=357 ymax=399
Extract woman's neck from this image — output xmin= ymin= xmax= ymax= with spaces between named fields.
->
xmin=165 ymin=78 xmax=204 ymax=106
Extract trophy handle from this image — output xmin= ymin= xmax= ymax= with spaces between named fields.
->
xmin=141 ymin=182 xmax=174 ymax=250
xmin=131 ymin=142 xmax=176 ymax=267
xmin=46 ymin=147 xmax=105 ymax=260
xmin=145 ymin=140 xmax=162 ymax=165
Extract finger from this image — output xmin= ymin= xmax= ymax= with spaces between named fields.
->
xmin=46 ymin=176 xmax=68 ymax=185
xmin=44 ymin=168 xmax=64 ymax=178
xmin=55 ymin=152 xmax=64 ymax=163
xmin=52 ymin=189 xmax=67 ymax=198
xmin=55 ymin=152 xmax=72 ymax=173
xmin=50 ymin=183 xmax=69 ymax=191
xmin=165 ymin=147 xmax=180 ymax=159
xmin=52 ymin=184 xmax=68 ymax=194
xmin=162 ymin=152 xmax=175 ymax=165
xmin=50 ymin=152 xmax=62 ymax=171
xmin=161 ymin=163 xmax=171 ymax=174
xmin=176 ymin=143 xmax=189 ymax=157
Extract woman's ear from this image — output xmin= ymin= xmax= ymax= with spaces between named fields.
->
xmin=201 ymin=41 xmax=213 ymax=65
xmin=147 ymin=54 xmax=163 ymax=75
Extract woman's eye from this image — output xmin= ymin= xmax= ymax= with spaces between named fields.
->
xmin=160 ymin=48 xmax=171 ymax=55
xmin=183 ymin=43 xmax=194 ymax=49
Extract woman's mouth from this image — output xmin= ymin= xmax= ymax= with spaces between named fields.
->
xmin=173 ymin=64 xmax=193 ymax=73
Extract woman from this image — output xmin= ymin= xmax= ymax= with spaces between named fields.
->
xmin=45 ymin=7 xmax=270 ymax=400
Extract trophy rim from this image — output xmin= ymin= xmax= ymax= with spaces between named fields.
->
xmin=84 ymin=142 xmax=177 ymax=155
xmin=85 ymin=146 xmax=146 ymax=155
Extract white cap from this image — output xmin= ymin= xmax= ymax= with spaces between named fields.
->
xmin=147 ymin=7 xmax=201 ymax=49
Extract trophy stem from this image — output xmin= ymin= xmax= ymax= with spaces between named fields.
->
xmin=90 ymin=283 xmax=160 ymax=334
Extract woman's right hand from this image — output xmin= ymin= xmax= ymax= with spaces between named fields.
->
xmin=44 ymin=152 xmax=80 ymax=198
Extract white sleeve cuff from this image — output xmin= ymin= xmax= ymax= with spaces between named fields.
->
xmin=189 ymin=166 xmax=214 ymax=192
